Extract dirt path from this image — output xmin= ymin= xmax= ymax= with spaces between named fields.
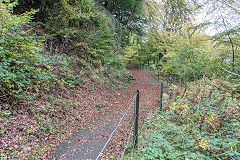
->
xmin=50 ymin=68 xmax=161 ymax=159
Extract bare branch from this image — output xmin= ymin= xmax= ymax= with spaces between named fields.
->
xmin=220 ymin=66 xmax=240 ymax=77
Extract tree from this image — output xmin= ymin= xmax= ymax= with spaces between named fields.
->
xmin=97 ymin=0 xmax=146 ymax=43
xmin=155 ymin=0 xmax=198 ymax=32
xmin=200 ymin=0 xmax=240 ymax=73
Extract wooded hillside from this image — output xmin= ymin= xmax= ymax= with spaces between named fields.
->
xmin=0 ymin=0 xmax=239 ymax=159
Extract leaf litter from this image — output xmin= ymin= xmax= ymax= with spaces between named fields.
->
xmin=0 ymin=67 xmax=163 ymax=159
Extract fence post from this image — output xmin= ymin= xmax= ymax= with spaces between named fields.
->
xmin=134 ymin=89 xmax=140 ymax=149
xmin=169 ymin=74 xmax=172 ymax=99
xmin=160 ymin=82 xmax=163 ymax=111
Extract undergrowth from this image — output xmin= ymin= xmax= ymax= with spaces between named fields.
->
xmin=130 ymin=79 xmax=240 ymax=160
xmin=0 ymin=1 xmax=130 ymax=159
xmin=0 ymin=0 xmax=130 ymax=107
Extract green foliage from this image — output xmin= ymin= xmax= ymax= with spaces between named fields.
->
xmin=17 ymin=0 xmax=128 ymax=76
xmin=0 ymin=1 xmax=55 ymax=99
xmin=86 ymin=25 xmax=117 ymax=66
xmin=43 ymin=0 xmax=129 ymax=81
xmin=1 ymin=0 xmax=130 ymax=112
xmin=123 ymin=0 xmax=240 ymax=84
xmin=161 ymin=33 xmax=217 ymax=80
xmin=0 ymin=130 xmax=5 ymax=137
xmin=97 ymin=0 xmax=146 ymax=36
xmin=134 ymin=80 xmax=240 ymax=160
xmin=198 ymin=0 xmax=240 ymax=77
xmin=123 ymin=28 xmax=240 ymax=82
xmin=27 ymin=129 xmax=33 ymax=135
xmin=0 ymin=153 xmax=7 ymax=160
xmin=0 ymin=1 xmax=93 ymax=108
xmin=161 ymin=0 xmax=195 ymax=32
xmin=46 ymin=0 xmax=98 ymax=31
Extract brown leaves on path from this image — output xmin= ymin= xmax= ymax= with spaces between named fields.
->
xmin=0 ymin=67 xmax=161 ymax=159
xmin=51 ymin=67 xmax=161 ymax=159
xmin=100 ymin=67 xmax=161 ymax=159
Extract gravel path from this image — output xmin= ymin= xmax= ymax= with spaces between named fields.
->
xmin=50 ymin=68 xmax=161 ymax=160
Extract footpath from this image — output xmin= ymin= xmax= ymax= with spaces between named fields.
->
xmin=50 ymin=68 xmax=161 ymax=159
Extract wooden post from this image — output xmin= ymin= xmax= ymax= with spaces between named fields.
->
xmin=134 ymin=89 xmax=140 ymax=149
xmin=160 ymin=82 xmax=163 ymax=111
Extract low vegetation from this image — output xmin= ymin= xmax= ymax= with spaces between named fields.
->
xmin=130 ymin=79 xmax=240 ymax=159
xmin=0 ymin=0 xmax=239 ymax=159
xmin=0 ymin=0 xmax=132 ymax=158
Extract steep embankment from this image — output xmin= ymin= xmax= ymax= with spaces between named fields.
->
xmin=0 ymin=67 xmax=162 ymax=159
xmin=0 ymin=1 xmax=148 ymax=159
xmin=0 ymin=1 xmax=128 ymax=159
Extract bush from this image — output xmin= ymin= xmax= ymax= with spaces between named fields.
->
xmin=0 ymin=1 xmax=55 ymax=103
xmin=134 ymin=80 xmax=240 ymax=160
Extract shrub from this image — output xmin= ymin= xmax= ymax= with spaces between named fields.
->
xmin=134 ymin=80 xmax=240 ymax=160
xmin=0 ymin=1 xmax=55 ymax=104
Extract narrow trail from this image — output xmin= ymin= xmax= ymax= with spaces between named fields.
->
xmin=50 ymin=68 xmax=161 ymax=160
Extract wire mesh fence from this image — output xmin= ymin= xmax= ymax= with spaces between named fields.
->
xmin=95 ymin=65 xmax=239 ymax=160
